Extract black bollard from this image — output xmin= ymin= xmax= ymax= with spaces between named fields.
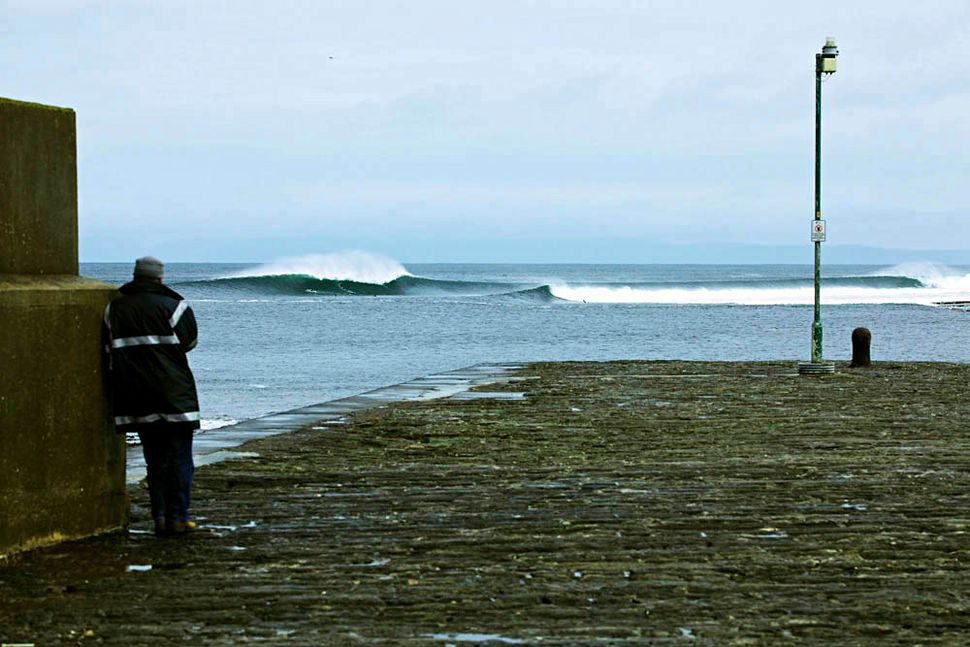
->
xmin=850 ymin=327 xmax=871 ymax=367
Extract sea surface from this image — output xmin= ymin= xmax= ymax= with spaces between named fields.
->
xmin=82 ymin=253 xmax=970 ymax=429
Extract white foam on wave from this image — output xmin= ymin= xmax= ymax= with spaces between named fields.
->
xmin=231 ymin=251 xmax=410 ymax=284
xmin=550 ymin=261 xmax=970 ymax=305
xmin=549 ymin=284 xmax=970 ymax=305
xmin=873 ymin=262 xmax=970 ymax=290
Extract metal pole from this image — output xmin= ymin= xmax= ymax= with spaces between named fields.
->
xmin=800 ymin=40 xmax=836 ymax=376
xmin=812 ymin=58 xmax=823 ymax=363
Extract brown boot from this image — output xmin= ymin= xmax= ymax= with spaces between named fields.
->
xmin=153 ymin=518 xmax=169 ymax=536
xmin=170 ymin=520 xmax=197 ymax=534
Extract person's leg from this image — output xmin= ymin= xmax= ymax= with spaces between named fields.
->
xmin=137 ymin=430 xmax=168 ymax=533
xmin=159 ymin=434 xmax=178 ymax=527
xmin=168 ymin=428 xmax=195 ymax=527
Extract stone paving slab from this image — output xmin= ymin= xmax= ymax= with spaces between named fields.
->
xmin=2 ymin=360 xmax=970 ymax=645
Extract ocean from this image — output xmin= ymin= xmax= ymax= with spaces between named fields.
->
xmin=82 ymin=253 xmax=970 ymax=430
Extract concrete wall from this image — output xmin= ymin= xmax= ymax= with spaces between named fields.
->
xmin=0 ymin=98 xmax=125 ymax=557
xmin=0 ymin=98 xmax=78 ymax=275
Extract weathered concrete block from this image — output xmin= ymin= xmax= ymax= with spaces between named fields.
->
xmin=0 ymin=276 xmax=126 ymax=556
xmin=0 ymin=97 xmax=124 ymax=556
xmin=0 ymin=97 xmax=78 ymax=274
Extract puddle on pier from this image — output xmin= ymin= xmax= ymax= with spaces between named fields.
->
xmin=425 ymin=633 xmax=526 ymax=644
xmin=198 ymin=520 xmax=259 ymax=532
xmin=126 ymin=564 xmax=152 ymax=572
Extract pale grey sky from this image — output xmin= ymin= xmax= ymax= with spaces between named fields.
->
xmin=4 ymin=0 xmax=969 ymax=262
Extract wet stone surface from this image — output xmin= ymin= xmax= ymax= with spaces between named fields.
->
xmin=2 ymin=360 xmax=970 ymax=645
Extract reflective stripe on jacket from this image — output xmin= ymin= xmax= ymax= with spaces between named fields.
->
xmin=104 ymin=279 xmax=200 ymax=431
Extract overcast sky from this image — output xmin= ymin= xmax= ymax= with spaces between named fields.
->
xmin=4 ymin=0 xmax=969 ymax=262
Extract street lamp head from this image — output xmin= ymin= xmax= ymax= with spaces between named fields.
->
xmin=817 ymin=37 xmax=838 ymax=74
xmin=822 ymin=37 xmax=838 ymax=57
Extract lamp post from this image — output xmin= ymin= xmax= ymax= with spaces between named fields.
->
xmin=800 ymin=37 xmax=838 ymax=376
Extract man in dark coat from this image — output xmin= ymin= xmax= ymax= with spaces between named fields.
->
xmin=104 ymin=256 xmax=200 ymax=535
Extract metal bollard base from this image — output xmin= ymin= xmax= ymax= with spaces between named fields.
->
xmin=798 ymin=362 xmax=836 ymax=375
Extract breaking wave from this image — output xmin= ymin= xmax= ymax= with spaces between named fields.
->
xmin=183 ymin=251 xmax=529 ymax=296
xmin=177 ymin=257 xmax=970 ymax=305
xmin=550 ymin=264 xmax=970 ymax=305
xmin=231 ymin=251 xmax=411 ymax=284
xmin=188 ymin=274 xmax=524 ymax=296
xmin=497 ymin=285 xmax=563 ymax=302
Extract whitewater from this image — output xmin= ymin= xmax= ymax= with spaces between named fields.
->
xmin=552 ymin=263 xmax=970 ymax=305
xmin=82 ymin=254 xmax=970 ymax=427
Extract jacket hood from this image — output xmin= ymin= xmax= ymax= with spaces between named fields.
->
xmin=119 ymin=278 xmax=185 ymax=301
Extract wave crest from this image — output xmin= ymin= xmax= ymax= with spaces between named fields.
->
xmin=183 ymin=274 xmax=528 ymax=297
xmin=874 ymin=262 xmax=968 ymax=290
xmin=231 ymin=251 xmax=410 ymax=284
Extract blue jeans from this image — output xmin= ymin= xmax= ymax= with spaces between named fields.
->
xmin=138 ymin=428 xmax=194 ymax=522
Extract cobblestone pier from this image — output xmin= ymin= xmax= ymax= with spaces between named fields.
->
xmin=2 ymin=361 xmax=969 ymax=645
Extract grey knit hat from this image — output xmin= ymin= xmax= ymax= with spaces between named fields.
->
xmin=133 ymin=256 xmax=164 ymax=279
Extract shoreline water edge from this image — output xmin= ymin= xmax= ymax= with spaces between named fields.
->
xmin=126 ymin=363 xmax=526 ymax=483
